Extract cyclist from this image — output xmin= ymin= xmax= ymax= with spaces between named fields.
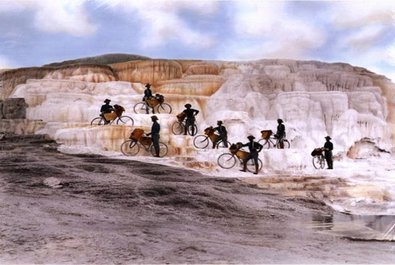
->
xmin=323 ymin=136 xmax=333 ymax=169
xmin=182 ymin=103 xmax=199 ymax=135
xmin=100 ymin=99 xmax=114 ymax=124
xmin=142 ymin=83 xmax=155 ymax=114
xmin=274 ymin=118 xmax=286 ymax=149
xmin=240 ymin=135 xmax=263 ymax=174
xmin=213 ymin=120 xmax=228 ymax=148
xmin=147 ymin=115 xmax=160 ymax=157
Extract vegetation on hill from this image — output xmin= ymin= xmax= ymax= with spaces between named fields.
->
xmin=43 ymin=53 xmax=151 ymax=67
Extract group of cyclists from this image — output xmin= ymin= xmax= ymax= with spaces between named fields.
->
xmin=98 ymin=83 xmax=334 ymax=172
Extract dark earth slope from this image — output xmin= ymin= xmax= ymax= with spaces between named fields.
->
xmin=0 ymin=134 xmax=394 ymax=264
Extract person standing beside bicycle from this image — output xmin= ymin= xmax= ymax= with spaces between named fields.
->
xmin=183 ymin=103 xmax=199 ymax=136
xmin=213 ymin=120 xmax=228 ymax=148
xmin=274 ymin=118 xmax=286 ymax=149
xmin=323 ymin=136 xmax=333 ymax=169
xmin=147 ymin=115 xmax=160 ymax=157
xmin=100 ymin=99 xmax=114 ymax=124
xmin=143 ymin=83 xmax=155 ymax=114
xmin=240 ymin=135 xmax=263 ymax=174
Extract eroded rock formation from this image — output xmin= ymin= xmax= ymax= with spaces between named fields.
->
xmin=0 ymin=56 xmax=394 ymax=155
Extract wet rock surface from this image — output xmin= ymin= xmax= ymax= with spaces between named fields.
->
xmin=0 ymin=135 xmax=394 ymax=264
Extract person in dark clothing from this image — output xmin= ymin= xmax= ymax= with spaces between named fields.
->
xmin=324 ymin=136 xmax=334 ymax=169
xmin=274 ymin=118 xmax=286 ymax=149
xmin=213 ymin=120 xmax=228 ymax=148
xmin=147 ymin=115 xmax=160 ymax=157
xmin=143 ymin=83 xmax=154 ymax=114
xmin=143 ymin=83 xmax=153 ymax=101
xmin=241 ymin=135 xmax=263 ymax=174
xmin=100 ymin=99 xmax=114 ymax=124
xmin=182 ymin=103 xmax=199 ymax=135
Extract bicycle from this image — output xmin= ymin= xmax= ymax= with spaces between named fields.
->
xmin=193 ymin=126 xmax=230 ymax=149
xmin=217 ymin=143 xmax=263 ymax=173
xmin=133 ymin=94 xmax=172 ymax=114
xmin=120 ymin=129 xmax=168 ymax=157
xmin=171 ymin=113 xmax=198 ymax=136
xmin=258 ymin=130 xmax=290 ymax=149
xmin=311 ymin=147 xmax=326 ymax=169
xmin=91 ymin=104 xmax=134 ymax=126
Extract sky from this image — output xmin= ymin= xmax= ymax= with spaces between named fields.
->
xmin=0 ymin=0 xmax=394 ymax=81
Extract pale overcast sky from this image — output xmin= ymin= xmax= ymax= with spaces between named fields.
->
xmin=1 ymin=0 xmax=394 ymax=81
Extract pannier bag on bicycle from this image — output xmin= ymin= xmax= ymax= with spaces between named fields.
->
xmin=176 ymin=112 xmax=186 ymax=122
xmin=139 ymin=136 xmax=152 ymax=146
xmin=130 ymin=128 xmax=144 ymax=141
xmin=261 ymin=130 xmax=272 ymax=140
xmin=229 ymin=143 xmax=249 ymax=160
xmin=311 ymin=148 xmax=323 ymax=156
xmin=146 ymin=94 xmax=165 ymax=107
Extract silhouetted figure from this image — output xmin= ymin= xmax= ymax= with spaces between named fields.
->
xmin=147 ymin=115 xmax=160 ymax=157
xmin=213 ymin=120 xmax=228 ymax=148
xmin=100 ymin=99 xmax=114 ymax=124
xmin=183 ymin=103 xmax=199 ymax=135
xmin=241 ymin=135 xmax=263 ymax=174
xmin=324 ymin=136 xmax=333 ymax=169
xmin=143 ymin=83 xmax=154 ymax=114
xmin=274 ymin=118 xmax=286 ymax=148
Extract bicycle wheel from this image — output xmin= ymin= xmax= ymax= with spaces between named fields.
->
xmin=312 ymin=156 xmax=325 ymax=169
xmin=217 ymin=153 xmax=237 ymax=169
xmin=90 ymin=117 xmax=106 ymax=125
xmin=216 ymin=140 xmax=231 ymax=149
xmin=121 ymin=140 xmax=140 ymax=156
xmin=134 ymin=102 xmax=151 ymax=114
xmin=172 ymin=122 xmax=184 ymax=135
xmin=258 ymin=139 xmax=271 ymax=149
xmin=116 ymin=116 xmax=134 ymax=126
xmin=246 ymin=158 xmax=263 ymax=173
xmin=157 ymin=103 xmax=172 ymax=114
xmin=193 ymin=135 xmax=209 ymax=149
xmin=149 ymin=142 xmax=169 ymax=157
xmin=187 ymin=124 xmax=198 ymax=136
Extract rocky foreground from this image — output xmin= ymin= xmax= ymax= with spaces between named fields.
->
xmin=0 ymin=134 xmax=394 ymax=264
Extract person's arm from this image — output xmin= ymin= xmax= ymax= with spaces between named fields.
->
xmin=256 ymin=142 xmax=263 ymax=152
xmin=194 ymin=109 xmax=199 ymax=116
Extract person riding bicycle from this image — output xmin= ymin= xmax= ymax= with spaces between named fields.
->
xmin=213 ymin=120 xmax=228 ymax=148
xmin=274 ymin=118 xmax=286 ymax=149
xmin=323 ymin=136 xmax=333 ymax=169
xmin=240 ymin=135 xmax=263 ymax=174
xmin=147 ymin=115 xmax=160 ymax=157
xmin=183 ymin=103 xmax=199 ymax=135
xmin=142 ymin=83 xmax=155 ymax=114
xmin=100 ymin=99 xmax=114 ymax=124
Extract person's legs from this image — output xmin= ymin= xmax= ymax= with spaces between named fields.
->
xmin=152 ymin=135 xmax=160 ymax=157
xmin=241 ymin=154 xmax=251 ymax=172
xmin=279 ymin=138 xmax=284 ymax=149
xmin=328 ymin=156 xmax=333 ymax=169
xmin=325 ymin=153 xmax=333 ymax=169
xmin=253 ymin=155 xmax=259 ymax=174
xmin=184 ymin=120 xmax=189 ymax=135
xmin=222 ymin=135 xmax=228 ymax=147
xmin=190 ymin=121 xmax=195 ymax=136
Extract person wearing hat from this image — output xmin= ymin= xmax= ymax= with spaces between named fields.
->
xmin=100 ymin=99 xmax=114 ymax=124
xmin=213 ymin=120 xmax=228 ymax=148
xmin=323 ymin=136 xmax=334 ymax=169
xmin=182 ymin=103 xmax=199 ymax=135
xmin=147 ymin=115 xmax=161 ymax=157
xmin=143 ymin=83 xmax=154 ymax=114
xmin=241 ymin=135 xmax=263 ymax=174
xmin=274 ymin=118 xmax=286 ymax=149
